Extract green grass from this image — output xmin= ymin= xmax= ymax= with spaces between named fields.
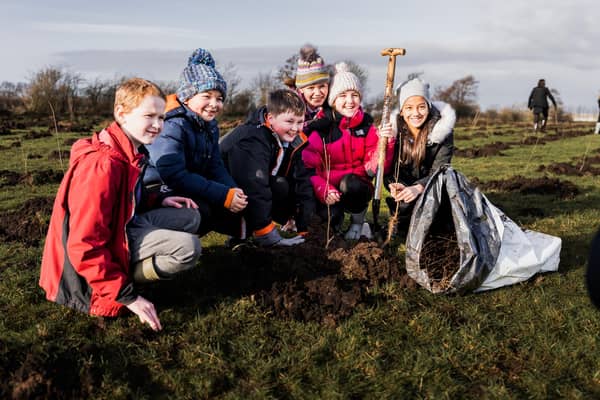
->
xmin=1 ymin=120 xmax=600 ymax=398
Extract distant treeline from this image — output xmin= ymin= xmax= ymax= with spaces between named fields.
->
xmin=0 ymin=65 xmax=571 ymax=125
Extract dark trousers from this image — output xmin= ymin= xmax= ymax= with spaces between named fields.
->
xmin=270 ymin=176 xmax=296 ymax=226
xmin=532 ymin=107 xmax=549 ymax=124
xmin=316 ymin=173 xmax=373 ymax=229
xmin=196 ymin=200 xmax=244 ymax=238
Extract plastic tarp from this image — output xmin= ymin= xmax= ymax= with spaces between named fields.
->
xmin=475 ymin=205 xmax=561 ymax=292
xmin=405 ymin=166 xmax=561 ymax=294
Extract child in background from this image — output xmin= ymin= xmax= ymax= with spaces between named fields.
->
xmin=220 ymin=89 xmax=314 ymax=247
xmin=40 ymin=78 xmax=202 ymax=331
xmin=381 ymin=78 xmax=456 ymax=231
xmin=286 ymin=44 xmax=331 ymax=131
xmin=145 ymin=48 xmax=247 ymax=239
xmin=302 ymin=62 xmax=394 ymax=240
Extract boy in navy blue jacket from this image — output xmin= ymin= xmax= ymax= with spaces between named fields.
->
xmin=145 ymin=48 xmax=247 ymax=238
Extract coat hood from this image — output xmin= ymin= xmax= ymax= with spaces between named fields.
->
xmin=70 ymin=122 xmax=142 ymax=166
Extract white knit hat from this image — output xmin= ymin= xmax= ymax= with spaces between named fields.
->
xmin=397 ymin=78 xmax=431 ymax=110
xmin=328 ymin=62 xmax=362 ymax=107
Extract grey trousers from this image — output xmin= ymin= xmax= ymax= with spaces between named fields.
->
xmin=127 ymin=207 xmax=202 ymax=278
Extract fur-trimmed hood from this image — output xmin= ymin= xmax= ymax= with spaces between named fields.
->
xmin=390 ymin=101 xmax=456 ymax=145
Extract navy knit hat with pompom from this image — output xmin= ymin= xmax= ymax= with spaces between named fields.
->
xmin=176 ymin=48 xmax=227 ymax=102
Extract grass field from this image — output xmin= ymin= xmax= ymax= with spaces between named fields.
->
xmin=1 ymin=119 xmax=599 ymax=399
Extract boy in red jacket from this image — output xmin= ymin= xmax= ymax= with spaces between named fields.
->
xmin=40 ymin=78 xmax=201 ymax=331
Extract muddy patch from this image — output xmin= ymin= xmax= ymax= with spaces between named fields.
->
xmin=47 ymin=150 xmax=70 ymax=160
xmin=0 ymin=196 xmax=55 ymax=246
xmin=473 ymin=175 xmax=579 ymax=199
xmin=455 ymin=142 xmax=512 ymax=158
xmin=0 ymin=140 xmax=21 ymax=150
xmin=537 ymin=162 xmax=600 ymax=177
xmin=185 ymin=223 xmax=416 ymax=326
xmin=22 ymin=130 xmax=53 ymax=140
xmin=0 ymin=169 xmax=63 ymax=188
xmin=258 ymin=239 xmax=414 ymax=325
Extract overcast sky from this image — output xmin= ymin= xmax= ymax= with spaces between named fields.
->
xmin=1 ymin=0 xmax=598 ymax=112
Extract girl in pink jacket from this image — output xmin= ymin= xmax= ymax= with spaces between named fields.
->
xmin=302 ymin=63 xmax=394 ymax=239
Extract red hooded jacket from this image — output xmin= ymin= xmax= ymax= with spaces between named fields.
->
xmin=39 ymin=122 xmax=144 ymax=317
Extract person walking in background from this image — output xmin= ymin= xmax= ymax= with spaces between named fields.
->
xmin=144 ymin=48 xmax=247 ymax=240
xmin=220 ymin=89 xmax=314 ymax=247
xmin=40 ymin=78 xmax=202 ymax=331
xmin=528 ymin=78 xmax=557 ymax=133
xmin=283 ymin=44 xmax=331 ymax=132
xmin=595 ymin=94 xmax=600 ymax=134
xmin=302 ymin=62 xmax=394 ymax=240
xmin=380 ymin=78 xmax=456 ymax=233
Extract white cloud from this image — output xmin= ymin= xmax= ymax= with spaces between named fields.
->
xmin=33 ymin=22 xmax=205 ymax=38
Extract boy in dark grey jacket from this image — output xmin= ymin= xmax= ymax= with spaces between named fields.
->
xmin=220 ymin=89 xmax=315 ymax=247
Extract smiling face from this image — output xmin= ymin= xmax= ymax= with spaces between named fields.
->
xmin=267 ymin=111 xmax=305 ymax=143
xmin=333 ymin=90 xmax=361 ymax=118
xmin=299 ymin=82 xmax=329 ymax=109
xmin=116 ymin=95 xmax=166 ymax=148
xmin=401 ymin=95 xmax=430 ymax=133
xmin=185 ymin=90 xmax=224 ymax=121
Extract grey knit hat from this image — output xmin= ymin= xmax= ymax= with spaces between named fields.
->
xmin=397 ymin=78 xmax=431 ymax=110
xmin=176 ymin=48 xmax=227 ymax=102
xmin=327 ymin=62 xmax=362 ymax=107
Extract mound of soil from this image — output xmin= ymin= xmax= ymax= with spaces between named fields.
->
xmin=22 ymin=130 xmax=52 ymax=140
xmin=0 ymin=197 xmax=55 ymax=246
xmin=47 ymin=150 xmax=70 ymax=160
xmin=520 ymin=136 xmax=547 ymax=145
xmin=454 ymin=142 xmax=512 ymax=158
xmin=0 ymin=169 xmax=64 ymax=188
xmin=0 ymin=125 xmax=11 ymax=135
xmin=474 ymin=175 xmax=579 ymax=199
xmin=188 ymin=222 xmax=417 ymax=325
xmin=0 ymin=141 xmax=21 ymax=151
xmin=62 ymin=137 xmax=79 ymax=146
xmin=257 ymin=238 xmax=414 ymax=325
xmin=537 ymin=162 xmax=600 ymax=176
xmin=0 ymin=170 xmax=22 ymax=187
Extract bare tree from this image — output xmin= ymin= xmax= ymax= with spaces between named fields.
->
xmin=225 ymin=89 xmax=255 ymax=118
xmin=60 ymin=71 xmax=84 ymax=121
xmin=218 ymin=62 xmax=242 ymax=106
xmin=27 ymin=66 xmax=83 ymax=119
xmin=277 ymin=53 xmax=299 ymax=88
xmin=433 ymin=75 xmax=479 ymax=119
xmin=406 ymin=71 xmax=424 ymax=81
xmin=0 ymin=81 xmax=27 ymax=113
xmin=83 ymin=78 xmax=119 ymax=115
xmin=549 ymin=88 xmax=571 ymax=122
xmin=250 ymin=72 xmax=280 ymax=107
xmin=156 ymin=80 xmax=178 ymax=96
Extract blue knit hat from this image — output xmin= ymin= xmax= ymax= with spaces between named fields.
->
xmin=176 ymin=48 xmax=227 ymax=102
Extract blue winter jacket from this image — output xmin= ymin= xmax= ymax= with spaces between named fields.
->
xmin=144 ymin=94 xmax=236 ymax=206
